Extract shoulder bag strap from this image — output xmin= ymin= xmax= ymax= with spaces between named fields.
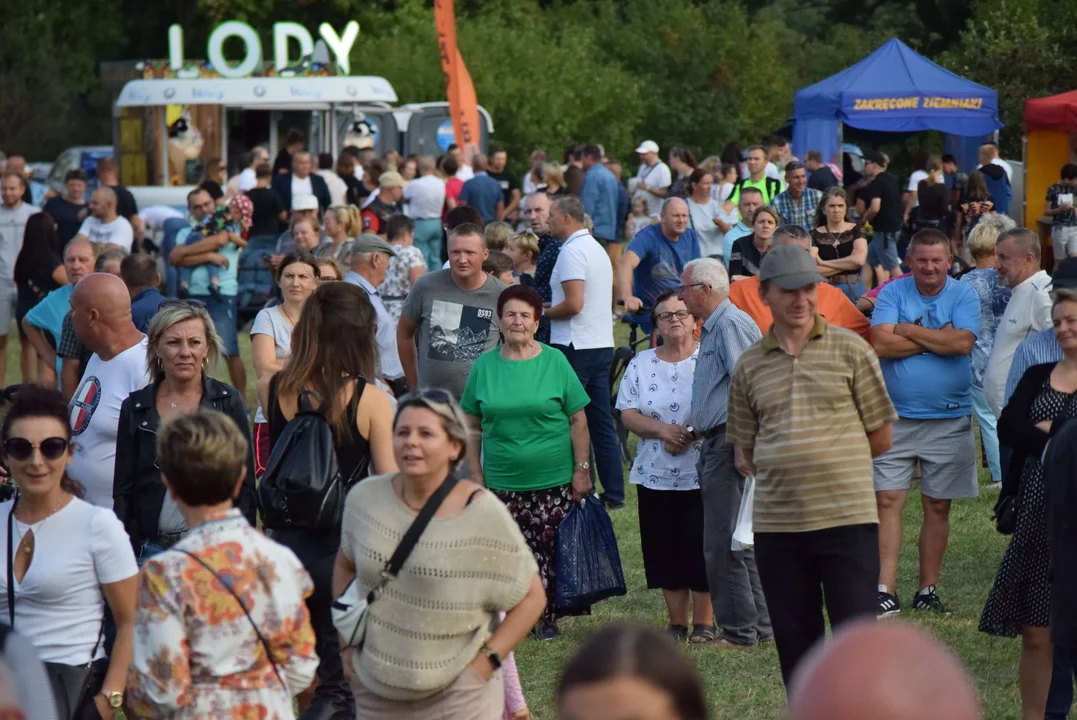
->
xmin=6 ymin=500 xmax=15 ymax=627
xmin=380 ymin=473 xmax=459 ymax=584
xmin=173 ymin=548 xmax=287 ymax=691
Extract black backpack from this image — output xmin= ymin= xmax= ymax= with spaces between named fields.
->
xmin=258 ymin=389 xmax=359 ymax=531
xmin=735 ymin=176 xmax=782 ymax=203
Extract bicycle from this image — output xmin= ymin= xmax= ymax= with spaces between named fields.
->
xmin=608 ymin=306 xmax=654 ymax=466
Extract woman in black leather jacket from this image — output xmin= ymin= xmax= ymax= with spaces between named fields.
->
xmin=112 ymin=300 xmax=256 ymax=560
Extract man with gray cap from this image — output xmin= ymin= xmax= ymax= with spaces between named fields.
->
xmin=727 ymin=244 xmax=896 ymax=686
xmin=346 ymin=233 xmax=406 ymax=395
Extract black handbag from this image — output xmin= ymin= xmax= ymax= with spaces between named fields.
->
xmin=7 ymin=500 xmax=108 ymax=719
xmin=993 ymin=492 xmax=1018 ymax=535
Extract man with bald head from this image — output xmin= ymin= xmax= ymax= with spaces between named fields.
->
xmin=788 ymin=620 xmax=981 ymax=720
xmin=619 ymin=196 xmax=701 ymax=333
xmin=75 ymin=187 xmax=134 ymax=250
xmin=68 ymin=272 xmax=149 ymax=508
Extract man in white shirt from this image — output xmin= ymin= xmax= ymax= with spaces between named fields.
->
xmin=984 ymin=227 xmax=1053 ymax=417
xmin=633 ymin=140 xmax=672 ymax=218
xmin=75 ymin=187 xmax=134 ymax=250
xmin=448 ymin=144 xmax=474 ymax=181
xmin=0 ymin=172 xmax=39 ymax=383
xmin=546 ymin=195 xmax=623 ymax=508
xmin=404 ymin=156 xmax=446 ymax=270
xmin=345 ymin=234 xmax=406 ymax=395
xmin=237 ymin=146 xmax=269 ymax=193
xmin=316 ymin=152 xmax=348 ymax=206
xmin=68 ymin=273 xmax=150 ymax=508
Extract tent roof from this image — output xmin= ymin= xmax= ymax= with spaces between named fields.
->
xmin=794 ymin=38 xmax=1001 ymax=136
xmin=1025 ymin=90 xmax=1077 ymax=132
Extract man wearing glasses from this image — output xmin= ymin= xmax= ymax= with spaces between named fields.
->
xmin=679 ymin=257 xmax=771 ymax=649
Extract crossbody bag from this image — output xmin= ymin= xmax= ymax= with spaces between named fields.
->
xmin=332 ymin=473 xmax=459 ymax=650
xmin=7 ymin=500 xmax=107 ymax=720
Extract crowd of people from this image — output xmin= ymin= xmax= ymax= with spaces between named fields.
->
xmin=0 ymin=133 xmax=1072 ymax=720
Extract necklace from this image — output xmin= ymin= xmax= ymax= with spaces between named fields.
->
xmin=14 ymin=499 xmax=68 ymax=555
xmin=280 ymin=304 xmax=298 ymax=326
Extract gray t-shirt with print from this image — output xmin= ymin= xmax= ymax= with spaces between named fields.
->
xmin=401 ymin=269 xmax=505 ymax=398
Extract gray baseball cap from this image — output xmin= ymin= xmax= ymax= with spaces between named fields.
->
xmin=352 ymin=233 xmax=397 ymax=257
xmin=759 ymin=245 xmax=825 ymax=290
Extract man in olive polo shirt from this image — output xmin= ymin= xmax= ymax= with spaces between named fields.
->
xmin=727 ymin=245 xmax=896 ymax=687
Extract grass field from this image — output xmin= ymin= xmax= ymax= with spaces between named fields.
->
xmin=4 ymin=320 xmax=1026 ymax=719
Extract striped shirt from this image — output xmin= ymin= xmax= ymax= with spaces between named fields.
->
xmin=691 ymin=299 xmax=762 ymax=431
xmin=1005 ymin=327 xmax=1062 ymax=404
xmin=727 ymin=315 xmax=896 ymax=533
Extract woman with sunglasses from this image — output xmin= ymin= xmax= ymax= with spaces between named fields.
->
xmin=0 ymin=385 xmax=138 ymax=718
xmin=318 ymin=260 xmax=345 ymax=282
xmin=113 ymin=300 xmax=256 ymax=562
xmin=127 ymin=409 xmax=319 ymax=718
xmin=460 ymin=284 xmax=591 ymax=641
xmin=333 ymin=389 xmax=545 ymax=718
xmin=614 ymin=291 xmax=710 ymax=643
xmin=256 ymin=281 xmax=397 ymax=719
xmin=250 ymin=252 xmax=321 ymax=476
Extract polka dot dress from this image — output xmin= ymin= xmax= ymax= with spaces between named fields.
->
xmin=980 ymin=380 xmax=1075 ymax=638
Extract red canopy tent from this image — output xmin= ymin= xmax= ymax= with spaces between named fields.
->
xmin=1023 ymin=90 xmax=1077 ymax=230
xmin=1025 ymin=90 xmax=1077 ymax=132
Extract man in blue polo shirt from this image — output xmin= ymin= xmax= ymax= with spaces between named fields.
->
xmin=458 ymin=154 xmax=504 ymax=224
xmin=618 ymin=197 xmax=700 ymax=332
xmin=869 ymin=229 xmax=980 ymax=618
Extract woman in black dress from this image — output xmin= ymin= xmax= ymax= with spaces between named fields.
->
xmin=13 ymin=213 xmax=66 ymax=380
xmin=810 ymin=187 xmax=868 ymax=302
xmin=982 ymin=290 xmax=1077 ymax=719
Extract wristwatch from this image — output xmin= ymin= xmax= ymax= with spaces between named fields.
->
xmin=481 ymin=644 xmax=502 ymax=670
xmin=100 ymin=690 xmax=123 ymax=709
xmin=575 ymin=461 xmax=590 ymax=471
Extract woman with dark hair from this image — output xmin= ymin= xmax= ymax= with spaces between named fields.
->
xmin=0 ymin=385 xmax=138 ymax=718
xmin=113 ymin=300 xmax=256 ymax=560
xmin=251 ymin=251 xmax=320 ymax=474
xmin=954 ymin=170 xmax=995 ymax=249
xmin=13 ymin=213 xmax=66 ymax=379
xmin=336 ymin=154 xmax=362 ymax=199
xmin=720 ymin=142 xmax=746 ymax=182
xmin=668 ymin=148 xmax=699 ymax=199
xmin=461 ymin=284 xmax=592 ymax=640
xmin=729 ymin=206 xmax=781 ymax=281
xmin=810 ymin=187 xmax=868 ymax=301
xmin=256 ymin=281 xmax=397 ymax=719
xmin=347 ymin=158 xmax=384 ymax=208
xmin=127 ymin=410 xmax=319 ymax=718
xmin=557 ymin=623 xmax=710 ymax=720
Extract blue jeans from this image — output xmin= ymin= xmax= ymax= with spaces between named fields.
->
xmin=970 ymin=383 xmax=1002 ymax=482
xmin=832 ymin=279 xmax=864 ymax=303
xmin=868 ymin=231 xmax=901 ymax=270
xmin=551 ymin=344 xmax=624 ymax=505
xmin=1047 ymin=646 xmax=1077 ymax=719
xmin=414 ymin=218 xmax=443 ymax=271
xmin=191 ymin=293 xmax=239 ymax=356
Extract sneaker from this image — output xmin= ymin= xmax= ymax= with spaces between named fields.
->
xmin=177 ymin=285 xmax=190 ymax=299
xmin=208 ymin=284 xmax=224 ymax=302
xmin=878 ymin=591 xmax=901 ymax=618
xmin=913 ymin=586 xmax=952 ymax=614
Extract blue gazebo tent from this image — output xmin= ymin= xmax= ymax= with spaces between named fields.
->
xmin=792 ymin=38 xmax=1002 ymax=168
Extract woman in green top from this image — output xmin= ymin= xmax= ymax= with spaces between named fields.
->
xmin=462 ymin=284 xmax=592 ymax=640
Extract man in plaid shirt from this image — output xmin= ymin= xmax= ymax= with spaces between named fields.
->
xmin=772 ymin=162 xmax=823 ymax=231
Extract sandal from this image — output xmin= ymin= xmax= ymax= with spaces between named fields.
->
xmin=665 ymin=624 xmax=689 ymax=642
xmin=690 ymin=624 xmax=716 ymax=644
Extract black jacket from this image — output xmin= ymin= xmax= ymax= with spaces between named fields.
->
xmin=1044 ymin=417 xmax=1077 ymax=646
xmin=271 ymin=172 xmax=331 ymax=213
xmin=112 ymin=376 xmax=257 ymax=550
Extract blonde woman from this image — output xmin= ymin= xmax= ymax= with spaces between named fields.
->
xmin=542 ymin=163 xmax=567 ymax=196
xmin=334 ymin=390 xmax=545 ymax=718
xmin=505 ymin=231 xmax=540 ymax=281
xmin=320 ymin=205 xmax=362 ymax=264
xmin=114 ymin=300 xmax=256 ymax=560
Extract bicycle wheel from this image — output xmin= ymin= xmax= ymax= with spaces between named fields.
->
xmin=608 ymin=347 xmax=636 ymax=465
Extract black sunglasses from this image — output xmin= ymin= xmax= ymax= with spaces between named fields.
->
xmin=399 ymin=389 xmax=455 ymax=405
xmin=159 ymin=298 xmax=207 ymax=310
xmin=3 ymin=437 xmax=69 ymax=462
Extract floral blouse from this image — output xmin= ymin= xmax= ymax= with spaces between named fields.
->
xmin=379 ymin=243 xmax=426 ymax=323
xmin=127 ymin=510 xmax=318 ymax=719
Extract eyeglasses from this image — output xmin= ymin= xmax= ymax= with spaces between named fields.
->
xmin=656 ymin=310 xmax=691 ymax=323
xmin=318 ymin=275 xmax=339 ymax=283
xmin=400 ymin=388 xmax=455 ymax=406
xmin=159 ymin=298 xmax=207 ymax=310
xmin=676 ymin=283 xmax=705 ymax=293
xmin=3 ymin=437 xmax=69 ymax=462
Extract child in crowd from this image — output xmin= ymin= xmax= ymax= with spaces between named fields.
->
xmin=178 ymin=194 xmax=252 ymax=300
xmin=714 ymin=163 xmax=739 ymax=204
xmin=625 ymin=195 xmax=653 ymax=242
xmin=483 ymin=251 xmax=516 ymax=285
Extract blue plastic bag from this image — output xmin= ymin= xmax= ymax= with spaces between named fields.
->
xmin=555 ymin=495 xmax=627 ymax=610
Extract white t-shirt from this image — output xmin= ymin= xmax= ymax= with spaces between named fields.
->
xmin=406 ymin=175 xmax=447 ymax=219
xmin=250 ymin=306 xmax=294 ymax=424
xmin=634 ymin=162 xmax=673 ymax=218
xmin=0 ymin=203 xmax=39 ymax=283
xmin=238 ymin=167 xmax=258 ymax=192
xmin=0 ymin=498 xmax=138 ymax=664
xmin=984 ymin=269 xmax=1053 ymax=416
xmin=522 ymin=170 xmax=541 ymax=197
xmin=77 ymin=215 xmax=134 ymax=247
xmin=766 ymin=162 xmax=782 ymax=181
xmin=549 ymin=230 xmax=614 ymax=350
xmin=318 ymin=169 xmax=348 ymax=207
xmin=138 ymin=205 xmax=184 ymax=230
xmin=907 ymin=170 xmax=930 ymax=207
xmin=291 ymin=175 xmax=314 ymax=209
xmin=68 ymin=337 xmax=150 ymax=508
xmin=456 ymin=164 xmax=475 ymax=182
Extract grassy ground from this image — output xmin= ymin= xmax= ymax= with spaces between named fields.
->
xmin=3 ymin=322 xmax=1025 ymax=719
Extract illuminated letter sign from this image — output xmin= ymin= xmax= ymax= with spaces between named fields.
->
xmin=206 ymin=21 xmax=262 ymax=78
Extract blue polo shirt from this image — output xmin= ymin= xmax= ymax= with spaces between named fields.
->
xmin=871 ymin=276 xmax=981 ymax=418
xmin=459 ymin=172 xmax=503 ymax=223
xmin=626 ymin=224 xmax=701 ymax=310
xmin=131 ymin=287 xmax=167 ymax=333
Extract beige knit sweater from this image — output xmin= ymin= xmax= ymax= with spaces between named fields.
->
xmin=340 ymin=473 xmax=538 ymax=701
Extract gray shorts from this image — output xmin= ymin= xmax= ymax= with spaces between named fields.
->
xmin=1052 ymin=225 xmax=1077 ymax=258
xmin=867 ymin=231 xmax=901 ymax=271
xmin=0 ymin=281 xmax=16 ymax=338
xmin=872 ymin=416 xmax=978 ymax=499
